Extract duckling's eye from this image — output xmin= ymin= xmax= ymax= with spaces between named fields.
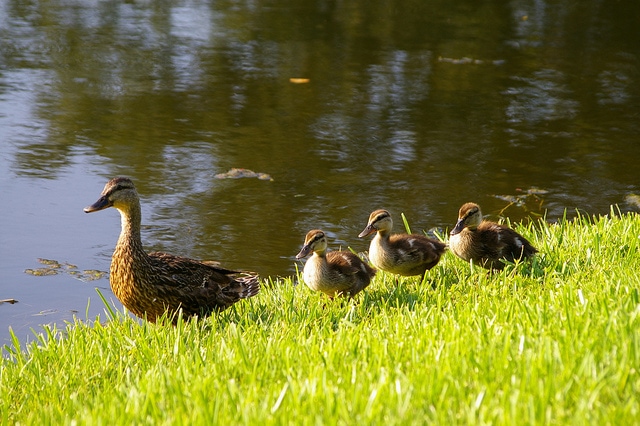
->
xmin=465 ymin=209 xmax=478 ymax=219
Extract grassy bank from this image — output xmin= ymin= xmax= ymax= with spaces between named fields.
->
xmin=2 ymin=209 xmax=639 ymax=424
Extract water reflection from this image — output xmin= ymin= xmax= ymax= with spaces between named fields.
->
xmin=597 ymin=56 xmax=635 ymax=106
xmin=1 ymin=0 xmax=640 ymax=343
xmin=505 ymin=69 xmax=579 ymax=124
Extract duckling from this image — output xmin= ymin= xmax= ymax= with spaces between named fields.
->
xmin=296 ymin=229 xmax=376 ymax=298
xmin=358 ymin=210 xmax=446 ymax=280
xmin=84 ymin=177 xmax=260 ymax=323
xmin=449 ymin=202 xmax=538 ymax=270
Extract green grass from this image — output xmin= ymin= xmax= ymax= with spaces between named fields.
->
xmin=2 ymin=208 xmax=639 ymax=425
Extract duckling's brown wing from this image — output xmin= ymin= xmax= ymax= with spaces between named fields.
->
xmin=388 ymin=234 xmax=447 ymax=271
xmin=476 ymin=223 xmax=537 ymax=267
xmin=325 ymin=251 xmax=376 ymax=295
xmin=474 ymin=224 xmax=507 ymax=259
xmin=492 ymin=225 xmax=538 ymax=261
xmin=147 ymin=252 xmax=260 ymax=313
xmin=325 ymin=251 xmax=364 ymax=275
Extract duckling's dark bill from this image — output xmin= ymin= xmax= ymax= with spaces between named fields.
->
xmin=450 ymin=219 xmax=465 ymax=236
xmin=296 ymin=245 xmax=313 ymax=259
xmin=84 ymin=195 xmax=112 ymax=213
xmin=358 ymin=225 xmax=376 ymax=238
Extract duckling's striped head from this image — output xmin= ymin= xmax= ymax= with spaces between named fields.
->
xmin=84 ymin=177 xmax=139 ymax=213
xmin=296 ymin=229 xmax=328 ymax=259
xmin=358 ymin=209 xmax=393 ymax=238
xmin=450 ymin=202 xmax=483 ymax=235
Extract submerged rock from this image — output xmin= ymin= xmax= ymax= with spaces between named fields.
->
xmin=215 ymin=168 xmax=273 ymax=181
xmin=626 ymin=194 xmax=640 ymax=210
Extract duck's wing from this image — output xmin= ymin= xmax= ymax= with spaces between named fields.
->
xmin=147 ymin=252 xmax=260 ymax=302
xmin=148 ymin=252 xmax=240 ymax=276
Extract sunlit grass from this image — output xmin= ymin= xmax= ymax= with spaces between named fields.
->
xmin=2 ymin=208 xmax=639 ymax=424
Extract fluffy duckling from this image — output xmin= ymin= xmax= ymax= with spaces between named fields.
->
xmin=449 ymin=202 xmax=538 ymax=270
xmin=358 ymin=210 xmax=446 ymax=280
xmin=296 ymin=229 xmax=376 ymax=298
xmin=84 ymin=177 xmax=260 ymax=323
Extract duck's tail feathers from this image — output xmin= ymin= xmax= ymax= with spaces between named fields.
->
xmin=235 ymin=272 xmax=261 ymax=299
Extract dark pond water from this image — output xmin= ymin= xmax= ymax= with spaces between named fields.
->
xmin=2 ymin=0 xmax=640 ymax=345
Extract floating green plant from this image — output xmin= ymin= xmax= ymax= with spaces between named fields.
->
xmin=494 ymin=187 xmax=548 ymax=215
xmin=24 ymin=258 xmax=107 ymax=282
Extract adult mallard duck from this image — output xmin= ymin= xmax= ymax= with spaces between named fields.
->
xmin=449 ymin=202 xmax=538 ymax=270
xmin=84 ymin=177 xmax=260 ymax=323
xmin=358 ymin=209 xmax=446 ymax=280
xmin=296 ymin=229 xmax=376 ymax=298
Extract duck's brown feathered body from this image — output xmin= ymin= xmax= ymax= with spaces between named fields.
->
xmin=449 ymin=202 xmax=537 ymax=270
xmin=359 ymin=210 xmax=446 ymax=278
xmin=296 ymin=230 xmax=375 ymax=298
xmin=85 ymin=177 xmax=259 ymax=322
